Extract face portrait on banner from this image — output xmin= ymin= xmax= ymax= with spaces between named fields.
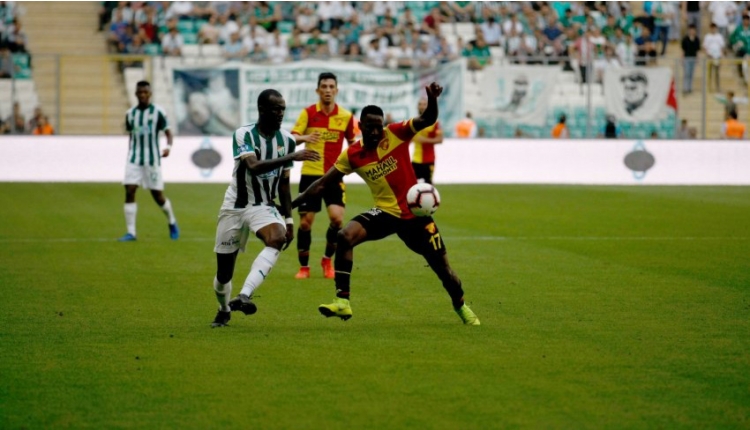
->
xmin=620 ymin=72 xmax=649 ymax=115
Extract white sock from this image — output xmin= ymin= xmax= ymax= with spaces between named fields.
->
xmin=124 ymin=203 xmax=137 ymax=236
xmin=161 ymin=198 xmax=177 ymax=224
xmin=240 ymin=247 xmax=280 ymax=297
xmin=213 ymin=277 xmax=232 ymax=312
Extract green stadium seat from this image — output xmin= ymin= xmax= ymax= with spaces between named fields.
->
xmin=177 ymin=19 xmax=195 ymax=34
xmin=278 ymin=21 xmax=294 ymax=34
xmin=11 ymin=54 xmax=31 ymax=79
xmin=144 ymin=44 xmax=162 ymax=55
xmin=182 ymin=32 xmax=198 ymax=45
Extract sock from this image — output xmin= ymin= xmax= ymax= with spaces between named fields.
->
xmin=324 ymin=224 xmax=338 ymax=258
xmin=297 ymin=228 xmax=311 ymax=267
xmin=240 ymin=247 xmax=280 ymax=297
xmin=213 ymin=277 xmax=232 ymax=312
xmin=334 ymin=258 xmax=353 ymax=299
xmin=160 ymin=198 xmax=177 ymax=224
xmin=445 ymin=279 xmax=465 ymax=309
xmin=124 ymin=202 xmax=137 ymax=236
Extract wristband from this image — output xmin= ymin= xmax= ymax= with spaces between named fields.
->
xmin=285 ymin=217 xmax=294 ymax=225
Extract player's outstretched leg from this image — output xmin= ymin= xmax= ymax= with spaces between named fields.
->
xmin=426 ymin=253 xmax=480 ymax=326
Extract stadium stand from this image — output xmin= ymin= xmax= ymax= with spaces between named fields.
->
xmin=9 ymin=1 xmax=749 ymax=137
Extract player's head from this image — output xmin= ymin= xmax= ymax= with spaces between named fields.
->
xmin=417 ymin=97 xmax=427 ymax=115
xmin=257 ymin=89 xmax=285 ymax=131
xmin=360 ymin=105 xmax=385 ymax=149
xmin=728 ymin=109 xmax=738 ymax=120
xmin=316 ymin=72 xmax=338 ymax=105
xmin=135 ymin=81 xmax=151 ymax=105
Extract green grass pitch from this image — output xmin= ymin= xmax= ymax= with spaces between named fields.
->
xmin=1 ymin=183 xmax=749 ymax=429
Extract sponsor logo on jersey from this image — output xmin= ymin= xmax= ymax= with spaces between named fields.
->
xmin=425 ymin=222 xmax=437 ymax=234
xmin=364 ymin=156 xmax=397 ymax=181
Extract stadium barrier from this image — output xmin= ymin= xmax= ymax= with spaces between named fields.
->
xmin=2 ymin=136 xmax=750 ymax=185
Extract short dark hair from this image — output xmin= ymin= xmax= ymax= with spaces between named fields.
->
xmin=360 ymin=105 xmax=384 ymax=120
xmin=136 ymin=80 xmax=150 ymax=88
xmin=559 ymin=114 xmax=566 ymax=123
xmin=258 ymin=89 xmax=283 ymax=108
xmin=688 ymin=24 xmax=697 ymax=30
xmin=317 ymin=72 xmax=337 ymax=88
xmin=729 ymin=110 xmax=738 ymax=119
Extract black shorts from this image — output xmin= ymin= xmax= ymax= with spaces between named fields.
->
xmin=352 ymin=208 xmax=447 ymax=258
xmin=298 ymin=174 xmax=346 ymax=213
xmin=412 ymin=162 xmax=434 ymax=184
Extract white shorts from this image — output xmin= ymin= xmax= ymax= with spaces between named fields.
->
xmin=214 ymin=204 xmax=285 ymax=254
xmin=123 ymin=163 xmax=164 ymax=190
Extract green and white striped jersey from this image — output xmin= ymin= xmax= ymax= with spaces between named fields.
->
xmin=125 ymin=104 xmax=169 ymax=166
xmin=222 ymin=123 xmax=296 ymax=209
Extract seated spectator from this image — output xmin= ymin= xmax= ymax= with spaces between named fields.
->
xmin=503 ymin=13 xmax=524 ymax=36
xmin=0 ymin=46 xmax=14 ymax=78
xmin=359 ymin=2 xmax=378 ymax=33
xmin=219 ymin=14 xmax=241 ymax=45
xmin=108 ymin=10 xmax=130 ymax=52
xmin=617 ymin=33 xmax=638 ymax=67
xmin=27 ymin=107 xmax=43 ymax=131
xmin=343 ymin=41 xmax=363 ymax=61
xmin=288 ymin=28 xmax=307 ymax=61
xmin=32 ymin=116 xmax=54 ymax=135
xmin=198 ymin=14 xmax=221 ymax=44
xmin=296 ymin=5 xmax=318 ymax=33
xmin=111 ymin=1 xmax=134 ymax=25
xmin=124 ymin=35 xmax=146 ymax=67
xmin=602 ymin=15 xmax=619 ymax=41
xmin=255 ymin=1 xmax=279 ymax=33
xmin=161 ymin=26 xmax=184 ymax=56
xmin=421 ymin=7 xmax=442 ymax=35
xmin=365 ymin=38 xmax=389 ymax=68
xmin=137 ymin=6 xmax=159 ymax=43
xmin=435 ymin=36 xmax=458 ymax=63
xmin=306 ymin=28 xmax=327 ymax=57
xmin=341 ymin=13 xmax=363 ymax=46
xmin=6 ymin=102 xmax=25 ymax=127
xmin=398 ymin=7 xmax=418 ymax=31
xmin=463 ymin=36 xmax=491 ymax=71
xmin=165 ymin=1 xmax=193 ymax=21
xmin=223 ymin=32 xmax=248 ymax=61
xmin=267 ymin=30 xmax=289 ymax=64
xmin=191 ymin=2 xmax=215 ymax=20
xmin=8 ymin=115 xmax=27 ymax=134
xmin=392 ymin=39 xmax=415 ymax=69
xmin=248 ymin=43 xmax=267 ymax=62
xmin=481 ymin=17 xmax=502 ymax=47
xmin=414 ymin=39 xmax=433 ymax=68
xmin=635 ymin=27 xmax=657 ymax=65
xmin=116 ymin=25 xmax=135 ymax=54
xmin=543 ymin=15 xmax=564 ymax=48
xmin=328 ymin=27 xmax=343 ymax=57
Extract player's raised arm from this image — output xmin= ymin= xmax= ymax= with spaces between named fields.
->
xmin=412 ymin=82 xmax=443 ymax=133
xmin=292 ymin=166 xmax=345 ymax=209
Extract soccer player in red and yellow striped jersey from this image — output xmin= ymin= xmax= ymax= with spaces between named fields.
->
xmin=292 ymin=82 xmax=480 ymax=326
xmin=410 ymin=97 xmax=444 ymax=184
xmin=291 ymin=72 xmax=355 ymax=280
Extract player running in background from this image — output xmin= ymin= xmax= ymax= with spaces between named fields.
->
xmin=410 ymin=97 xmax=444 ymax=184
xmin=119 ymin=80 xmax=179 ymax=242
xmin=211 ymin=89 xmax=320 ymax=328
xmin=293 ymin=82 xmax=480 ymax=326
xmin=291 ymin=72 xmax=356 ymax=280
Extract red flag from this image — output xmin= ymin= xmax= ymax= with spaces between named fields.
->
xmin=666 ymin=79 xmax=678 ymax=111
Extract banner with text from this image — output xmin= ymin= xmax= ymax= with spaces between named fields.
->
xmin=173 ymin=60 xmax=464 ymax=136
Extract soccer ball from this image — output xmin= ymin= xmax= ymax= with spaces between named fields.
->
xmin=406 ymin=183 xmax=441 ymax=217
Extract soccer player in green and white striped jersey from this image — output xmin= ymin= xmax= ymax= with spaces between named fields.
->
xmin=118 ymin=80 xmax=179 ymax=242
xmin=211 ymin=89 xmax=320 ymax=327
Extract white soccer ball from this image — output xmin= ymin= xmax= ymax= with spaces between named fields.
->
xmin=406 ymin=183 xmax=441 ymax=217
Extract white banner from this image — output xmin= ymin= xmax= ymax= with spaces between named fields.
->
xmin=3 ymin=137 xmax=750 ymax=185
xmin=173 ymin=59 xmax=464 ymax=136
xmin=475 ymin=65 xmax=562 ymax=127
xmin=604 ymin=67 xmax=674 ymax=122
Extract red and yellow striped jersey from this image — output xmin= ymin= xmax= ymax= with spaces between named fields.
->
xmin=292 ymin=102 xmax=355 ymax=175
xmin=334 ymin=119 xmax=420 ymax=219
xmin=411 ymin=121 xmax=442 ymax=164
